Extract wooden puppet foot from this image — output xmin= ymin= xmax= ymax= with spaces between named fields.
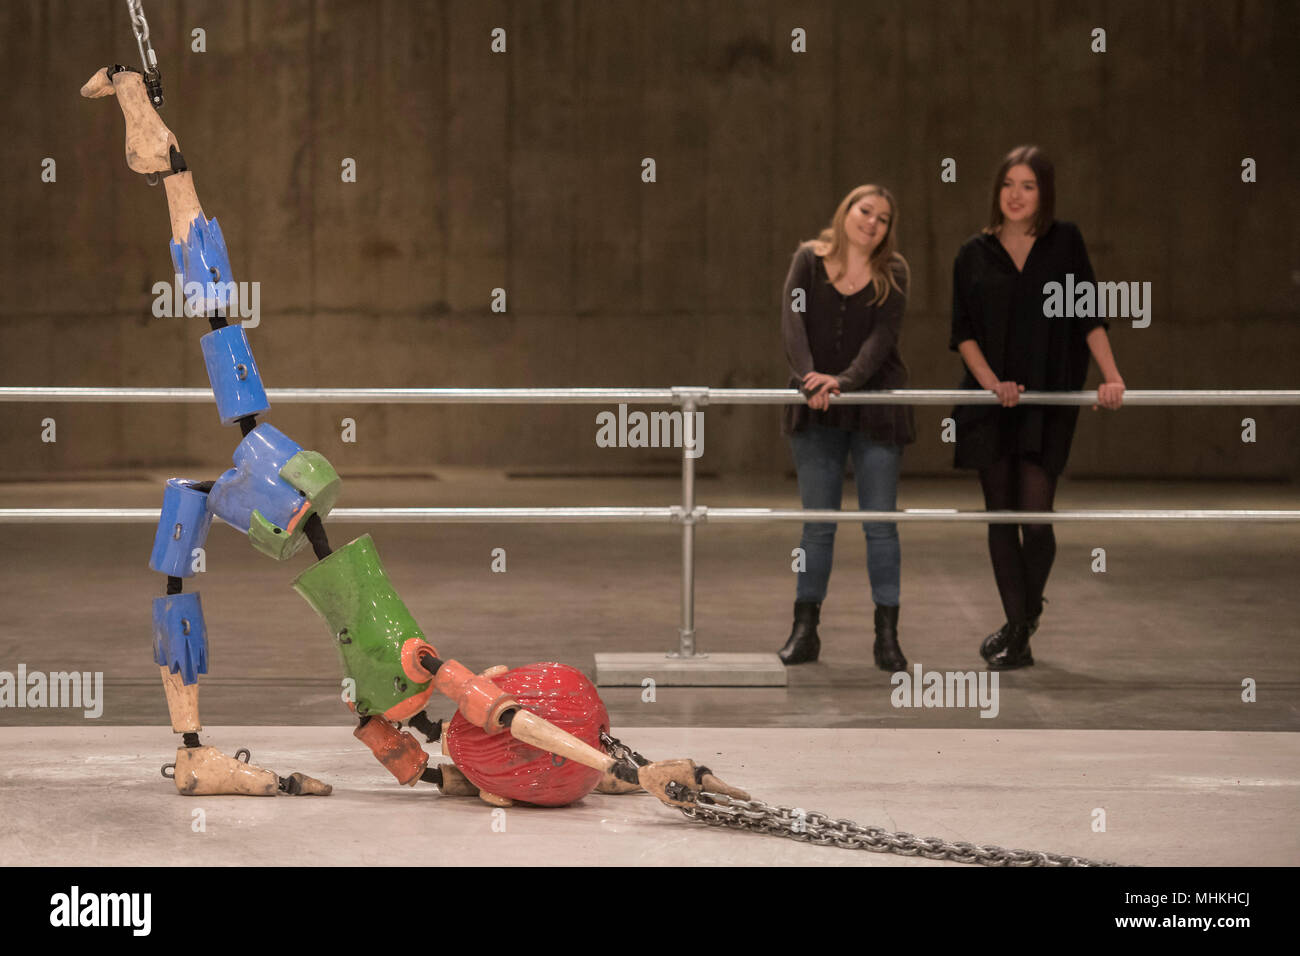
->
xmin=477 ymin=790 xmax=513 ymax=808
xmin=166 ymin=746 xmax=331 ymax=796
xmin=168 ymin=745 xmax=278 ymax=796
xmin=80 ymin=67 xmax=179 ymax=174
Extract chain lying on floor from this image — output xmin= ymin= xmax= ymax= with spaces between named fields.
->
xmin=601 ymin=733 xmax=1119 ymax=867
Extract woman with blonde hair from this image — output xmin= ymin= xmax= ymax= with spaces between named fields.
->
xmin=778 ymin=185 xmax=915 ymax=670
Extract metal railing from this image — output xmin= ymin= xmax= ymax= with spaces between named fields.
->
xmin=3 ymin=386 xmax=1298 ymax=658
xmin=4 ymin=386 xmax=1300 ymax=405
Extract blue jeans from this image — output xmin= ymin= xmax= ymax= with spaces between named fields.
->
xmin=789 ymin=424 xmax=902 ymax=606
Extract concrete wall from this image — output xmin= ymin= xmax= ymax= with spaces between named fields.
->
xmin=2 ymin=0 xmax=1297 ymax=480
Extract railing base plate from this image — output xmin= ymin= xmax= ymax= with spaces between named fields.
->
xmin=595 ymin=652 xmax=788 ymax=687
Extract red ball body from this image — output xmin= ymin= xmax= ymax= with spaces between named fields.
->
xmin=443 ymin=662 xmax=610 ymax=807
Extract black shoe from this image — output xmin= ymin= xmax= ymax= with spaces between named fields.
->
xmin=872 ymin=604 xmax=907 ymax=672
xmin=779 ymin=601 xmax=821 ymax=665
xmin=980 ymin=598 xmax=1045 ymax=661
xmin=986 ymin=621 xmax=1034 ymax=670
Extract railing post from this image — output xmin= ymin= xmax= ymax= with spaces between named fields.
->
xmin=672 ymin=387 xmax=709 ymax=659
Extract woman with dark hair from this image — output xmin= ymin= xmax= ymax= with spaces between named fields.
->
xmin=777 ymin=185 xmax=915 ymax=670
xmin=950 ymin=145 xmax=1125 ymax=669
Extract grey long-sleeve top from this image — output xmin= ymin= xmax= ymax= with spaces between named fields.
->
xmin=780 ymin=242 xmax=917 ymax=444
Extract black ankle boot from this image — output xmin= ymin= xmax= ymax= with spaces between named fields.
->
xmin=980 ymin=598 xmax=1045 ymax=661
xmin=872 ymin=604 xmax=906 ymax=672
xmin=986 ymin=621 xmax=1034 ymax=670
xmin=779 ymin=601 xmax=821 ymax=665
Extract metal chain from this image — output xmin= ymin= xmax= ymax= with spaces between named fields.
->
xmin=678 ymin=791 xmax=1121 ymax=866
xmin=126 ymin=0 xmax=157 ymax=72
xmin=126 ymin=0 xmax=164 ymax=107
xmin=600 ymin=730 xmax=650 ymax=771
xmin=601 ymin=733 xmax=1120 ymax=867
xmin=600 ymin=729 xmax=651 ymax=786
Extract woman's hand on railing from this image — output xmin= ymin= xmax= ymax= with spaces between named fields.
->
xmin=801 ymin=372 xmax=841 ymax=411
xmin=991 ymin=380 xmax=1024 ymax=407
xmin=1094 ymin=378 xmax=1126 ymax=411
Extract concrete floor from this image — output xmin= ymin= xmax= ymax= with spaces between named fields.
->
xmin=2 ymin=725 xmax=1295 ymax=866
xmin=1 ymin=472 xmax=1296 ymax=865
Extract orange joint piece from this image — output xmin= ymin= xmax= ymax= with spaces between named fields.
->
xmin=382 ymin=684 xmax=436 ymax=723
xmin=400 ymin=638 xmax=440 ymax=683
xmin=433 ymin=659 xmax=518 ymax=734
xmin=285 ymin=500 xmax=313 ymax=534
xmin=353 ymin=716 xmax=429 ymax=786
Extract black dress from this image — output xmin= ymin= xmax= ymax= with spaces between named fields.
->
xmin=948 ymin=220 xmax=1107 ymax=476
xmin=781 ymin=243 xmax=916 ymax=446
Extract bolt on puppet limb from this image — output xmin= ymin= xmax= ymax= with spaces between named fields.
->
xmin=83 ymin=64 xmax=747 ymax=810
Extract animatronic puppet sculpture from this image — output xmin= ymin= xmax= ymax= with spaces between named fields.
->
xmin=80 ymin=54 xmax=747 ymax=811
xmin=72 ymin=7 xmax=1120 ymax=866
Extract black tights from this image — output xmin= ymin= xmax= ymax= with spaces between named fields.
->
xmin=978 ymin=455 xmax=1058 ymax=624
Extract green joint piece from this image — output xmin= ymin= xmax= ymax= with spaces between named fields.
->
xmin=248 ymin=508 xmax=310 ymax=561
xmin=280 ymin=450 xmax=341 ymax=518
xmin=291 ymin=534 xmax=430 ymax=718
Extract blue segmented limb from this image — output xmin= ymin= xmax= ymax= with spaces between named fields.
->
xmin=152 ymin=591 xmax=209 ymax=686
xmin=148 ymin=215 xmax=252 ymax=702
xmin=148 ymin=479 xmax=214 ymax=687
xmin=200 ymin=324 xmax=270 ymax=426
xmin=169 ymin=213 xmax=270 ymax=427
xmin=148 ymin=478 xmax=214 ymax=577
xmin=206 ymin=423 xmax=312 ymax=537
xmin=168 ymin=214 xmax=235 ymax=318
xmin=150 ymin=205 xmax=337 ymax=709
